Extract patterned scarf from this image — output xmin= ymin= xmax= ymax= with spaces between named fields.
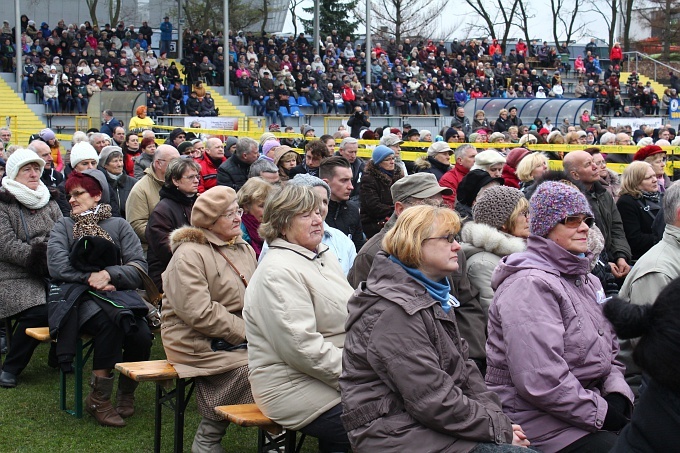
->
xmin=641 ymin=190 xmax=661 ymax=204
xmin=72 ymin=203 xmax=114 ymax=243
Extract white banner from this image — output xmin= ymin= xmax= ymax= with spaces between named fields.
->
xmin=609 ymin=117 xmax=664 ymax=130
xmin=183 ymin=117 xmax=239 ymax=131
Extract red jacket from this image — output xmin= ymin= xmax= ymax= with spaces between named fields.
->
xmin=342 ymin=86 xmax=356 ymax=102
xmin=439 ymin=164 xmax=469 ymax=207
xmin=197 ymin=155 xmax=226 ymax=193
xmin=610 ymin=46 xmax=623 ymax=61
xmin=124 ymin=151 xmax=141 ymax=177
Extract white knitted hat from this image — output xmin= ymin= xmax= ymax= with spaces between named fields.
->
xmin=70 ymin=142 xmax=100 ymax=168
xmin=5 ymin=148 xmax=45 ymax=180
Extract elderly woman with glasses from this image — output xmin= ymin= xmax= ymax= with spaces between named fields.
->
xmin=340 ymin=205 xmax=530 ymax=452
xmin=586 ymin=147 xmax=621 ymax=201
xmin=161 ymin=186 xmax=257 ymax=452
xmin=244 ymin=184 xmax=354 ymax=453
xmin=486 ymin=181 xmax=634 ymax=453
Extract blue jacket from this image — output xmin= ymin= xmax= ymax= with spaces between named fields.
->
xmin=160 ymin=21 xmax=173 ymax=41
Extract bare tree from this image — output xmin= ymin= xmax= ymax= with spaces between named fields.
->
xmin=360 ymin=0 xmax=453 ymax=45
xmin=586 ymin=0 xmax=618 ymax=49
xmin=182 ymin=0 xmax=261 ymax=33
xmin=619 ymin=0 xmax=636 ymax=51
xmin=109 ymin=0 xmax=122 ymax=27
xmin=85 ymin=0 xmax=100 ymax=27
xmin=288 ymin=0 xmax=304 ymax=37
xmin=513 ymin=0 xmax=533 ymax=49
xmin=550 ymin=0 xmax=589 ymax=48
xmin=637 ymin=0 xmax=680 ymax=60
xmin=463 ymin=0 xmax=520 ymax=50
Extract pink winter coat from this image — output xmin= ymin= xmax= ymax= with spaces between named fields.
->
xmin=485 ymin=235 xmax=634 ymax=453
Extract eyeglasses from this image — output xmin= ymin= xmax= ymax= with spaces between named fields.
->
xmin=559 ymin=215 xmax=595 ymax=228
xmin=424 ymin=232 xmax=457 ymax=243
xmin=181 ymin=174 xmax=200 ymax=180
xmin=220 ymin=208 xmax=244 ymax=220
xmin=69 ymin=190 xmax=89 ymax=198
xmin=593 ymin=160 xmax=607 ymax=167
xmin=520 ymin=210 xmax=530 ymax=218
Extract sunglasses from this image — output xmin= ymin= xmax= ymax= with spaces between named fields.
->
xmin=559 ymin=215 xmax=595 ymax=228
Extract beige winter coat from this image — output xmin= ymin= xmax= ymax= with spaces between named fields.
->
xmin=161 ymin=226 xmax=257 ymax=378
xmin=243 ymin=238 xmax=354 ymax=430
xmin=125 ymin=166 xmax=163 ymax=246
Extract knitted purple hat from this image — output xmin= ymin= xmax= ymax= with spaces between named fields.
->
xmin=530 ymin=181 xmax=593 ymax=237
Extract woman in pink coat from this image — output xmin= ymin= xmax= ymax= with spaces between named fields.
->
xmin=486 ymin=181 xmax=634 ymax=453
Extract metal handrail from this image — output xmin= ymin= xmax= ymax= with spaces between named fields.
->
xmin=623 ymin=51 xmax=680 ymax=81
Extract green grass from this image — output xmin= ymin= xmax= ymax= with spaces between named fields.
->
xmin=0 ymin=338 xmax=318 ymax=452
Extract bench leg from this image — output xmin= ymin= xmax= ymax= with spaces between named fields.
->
xmin=60 ymin=337 xmax=94 ymax=418
xmin=257 ymin=429 xmax=301 ymax=453
xmin=154 ymin=383 xmax=163 ymax=453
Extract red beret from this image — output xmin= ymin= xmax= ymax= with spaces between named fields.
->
xmin=506 ymin=147 xmax=531 ymax=168
xmin=539 ymin=127 xmax=550 ymax=135
xmin=633 ymin=145 xmax=665 ymax=161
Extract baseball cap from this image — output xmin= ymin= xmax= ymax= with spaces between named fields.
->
xmin=379 ymin=134 xmax=404 ymax=147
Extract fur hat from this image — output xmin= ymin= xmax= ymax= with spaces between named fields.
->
xmin=5 ymin=148 xmax=45 ymax=180
xmin=529 ymin=181 xmax=592 ymax=237
xmin=372 ymin=145 xmax=395 ymax=165
xmin=473 ymin=185 xmax=524 ymax=230
xmin=70 ymin=142 xmax=100 ymax=168
xmin=191 ymin=186 xmax=237 ymax=229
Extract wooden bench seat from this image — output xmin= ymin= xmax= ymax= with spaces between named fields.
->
xmin=25 ymin=327 xmax=52 ymax=342
xmin=215 ymin=404 xmax=305 ymax=453
xmin=116 ymin=360 xmax=194 ymax=453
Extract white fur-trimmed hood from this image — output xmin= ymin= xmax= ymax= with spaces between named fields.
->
xmin=460 ymin=221 xmax=526 ymax=257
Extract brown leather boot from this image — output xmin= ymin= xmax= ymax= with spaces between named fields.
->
xmin=115 ymin=375 xmax=139 ymax=418
xmin=85 ymin=373 xmax=126 ymax=427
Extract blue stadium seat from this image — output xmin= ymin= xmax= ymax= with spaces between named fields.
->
xmin=279 ymin=107 xmax=291 ymax=118
xmin=297 ymin=96 xmax=311 ymax=107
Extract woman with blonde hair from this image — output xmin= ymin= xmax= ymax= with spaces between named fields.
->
xmin=341 ymin=204 xmax=530 ymax=451
xmin=244 ymin=184 xmax=354 ymax=453
xmin=516 ymin=152 xmax=548 ymax=193
xmin=616 ymin=161 xmax=662 ymax=260
xmin=237 ymin=177 xmax=276 ymax=258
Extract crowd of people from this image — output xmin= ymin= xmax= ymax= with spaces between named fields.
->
xmin=3 ymin=15 xmax=674 ymax=124
xmin=1 ymin=14 xmax=680 ymax=453
xmin=0 ymin=106 xmax=678 ymax=452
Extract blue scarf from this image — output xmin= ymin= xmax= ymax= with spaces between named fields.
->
xmin=389 ymin=255 xmax=455 ymax=313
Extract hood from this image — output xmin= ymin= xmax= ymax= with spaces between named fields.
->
xmin=460 ymin=221 xmax=526 ymax=257
xmin=491 ymin=235 xmax=593 ymax=291
xmin=346 ymin=252 xmax=436 ymax=330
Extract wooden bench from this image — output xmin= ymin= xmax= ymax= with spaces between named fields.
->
xmin=25 ymin=327 xmax=94 ymax=419
xmin=116 ymin=360 xmax=194 ymax=453
xmin=214 ymin=404 xmax=305 ymax=453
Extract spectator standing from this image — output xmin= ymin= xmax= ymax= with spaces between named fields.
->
xmin=197 ymin=138 xmax=227 ymax=193
xmin=217 ymin=137 xmax=259 ymax=191
xmin=159 ymin=16 xmax=172 ymax=57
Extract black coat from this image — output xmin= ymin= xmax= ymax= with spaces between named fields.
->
xmin=145 ymin=186 xmax=196 ymax=291
xmin=106 ymin=171 xmax=138 ymax=219
xmin=217 ymin=154 xmax=251 ymax=191
xmin=612 ymin=379 xmax=680 ymax=452
xmin=616 ymin=193 xmax=662 ymax=261
xmin=327 ymin=199 xmax=365 ymax=252
xmin=346 ymin=112 xmax=370 ymax=138
xmin=360 ymin=160 xmax=404 ymax=239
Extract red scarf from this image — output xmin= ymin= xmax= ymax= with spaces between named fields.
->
xmin=241 ymin=213 xmax=263 ymax=258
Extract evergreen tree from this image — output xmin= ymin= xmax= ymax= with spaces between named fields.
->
xmin=301 ymin=0 xmax=359 ymax=41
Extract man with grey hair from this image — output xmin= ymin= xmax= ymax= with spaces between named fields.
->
xmin=617 ymin=182 xmax=680 ymax=395
xmin=336 ymin=137 xmax=364 ymax=200
xmin=100 ymin=109 xmax=121 ymax=137
xmin=29 ymin=140 xmax=63 ymax=188
xmin=605 ymin=132 xmax=634 ymax=164
xmin=126 ymin=144 xmax=180 ymax=247
xmin=248 ymin=158 xmax=280 ymax=184
xmin=0 ymin=127 xmax=11 ymax=145
xmin=348 ymin=172 xmax=488 ymax=374
xmin=217 ymin=137 xmax=259 ymax=191
xmin=439 ymin=143 xmax=477 ymax=206
xmin=89 ymin=132 xmax=108 ymax=154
